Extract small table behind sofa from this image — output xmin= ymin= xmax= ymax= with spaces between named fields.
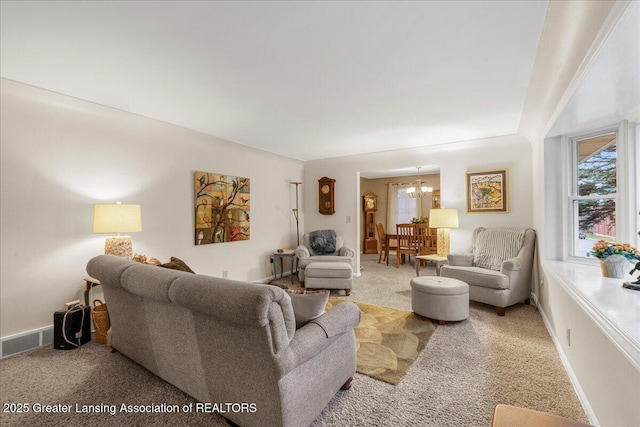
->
xmin=272 ymin=250 xmax=296 ymax=284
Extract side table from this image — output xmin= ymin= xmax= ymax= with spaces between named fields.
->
xmin=84 ymin=276 xmax=101 ymax=306
xmin=415 ymin=254 xmax=448 ymax=276
xmin=273 ymin=250 xmax=296 ymax=284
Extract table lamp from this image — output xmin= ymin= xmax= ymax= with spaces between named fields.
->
xmin=429 ymin=208 xmax=458 ymax=256
xmin=93 ymin=202 xmax=142 ymax=258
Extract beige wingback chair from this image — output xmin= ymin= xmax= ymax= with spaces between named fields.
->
xmin=295 ymin=230 xmax=355 ymax=283
xmin=440 ymin=227 xmax=536 ymax=316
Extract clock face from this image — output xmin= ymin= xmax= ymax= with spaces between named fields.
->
xmin=366 ymin=198 xmax=375 ymax=209
xmin=321 ymin=184 xmax=330 ymax=194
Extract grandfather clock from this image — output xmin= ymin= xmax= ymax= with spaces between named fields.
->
xmin=363 ymin=192 xmax=378 ymax=254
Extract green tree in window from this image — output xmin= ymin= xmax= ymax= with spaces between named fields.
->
xmin=578 ymin=143 xmax=616 ymax=233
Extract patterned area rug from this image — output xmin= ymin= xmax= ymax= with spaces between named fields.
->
xmin=328 ymin=297 xmax=436 ymax=385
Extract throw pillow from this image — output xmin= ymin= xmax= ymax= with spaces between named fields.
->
xmin=309 ymin=230 xmax=337 ymax=255
xmin=285 ymin=289 xmax=330 ymax=328
xmin=473 ymin=228 xmax=526 ymax=271
xmin=161 ymin=257 xmax=195 ymax=274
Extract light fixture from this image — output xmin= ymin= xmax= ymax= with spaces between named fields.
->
xmin=92 ymin=202 xmax=142 ymax=259
xmin=406 ymin=167 xmax=433 ymax=198
xmin=429 ymin=208 xmax=459 ymax=256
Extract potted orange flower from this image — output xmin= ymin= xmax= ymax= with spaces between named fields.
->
xmin=589 ymin=240 xmax=637 ymax=278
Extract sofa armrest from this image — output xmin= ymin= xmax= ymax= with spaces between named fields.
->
xmin=447 ymin=253 xmax=474 ymax=266
xmin=310 ymin=301 xmax=360 ymax=337
xmin=339 ymin=246 xmax=355 ymax=258
xmin=276 ymin=302 xmax=360 ymax=375
xmin=295 ymin=245 xmax=310 ymax=259
xmin=501 ymin=256 xmax=522 ymax=272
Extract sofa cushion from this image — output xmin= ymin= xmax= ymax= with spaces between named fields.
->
xmin=305 ymin=262 xmax=353 ymax=279
xmin=440 ymin=266 xmax=509 ymax=290
xmin=297 ymin=256 xmax=354 ymax=269
xmin=121 ymin=263 xmax=187 ymax=302
xmin=473 ymin=228 xmax=526 ymax=270
xmin=285 ymin=289 xmax=330 ymax=328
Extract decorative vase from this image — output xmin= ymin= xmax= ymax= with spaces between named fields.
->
xmin=600 ymin=255 xmax=629 ymax=278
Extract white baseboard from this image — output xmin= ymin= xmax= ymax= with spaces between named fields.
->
xmin=531 ymin=293 xmax=600 ymax=426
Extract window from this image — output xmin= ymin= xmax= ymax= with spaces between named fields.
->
xmin=386 ymin=184 xmax=419 ymax=233
xmin=570 ymin=132 xmax=617 ymax=258
xmin=395 ymin=186 xmax=418 ymax=224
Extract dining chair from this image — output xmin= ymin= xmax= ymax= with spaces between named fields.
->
xmin=395 ymin=223 xmax=417 ymax=268
xmin=375 ymin=223 xmax=388 ymax=264
xmin=415 ymin=223 xmax=436 ymax=256
xmin=413 ymin=223 xmax=436 ymax=270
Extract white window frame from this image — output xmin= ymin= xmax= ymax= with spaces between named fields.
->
xmin=563 ymin=120 xmax=638 ymax=263
xmin=569 ymin=129 xmax=618 ymax=259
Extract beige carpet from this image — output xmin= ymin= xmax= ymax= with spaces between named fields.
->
xmin=0 ymin=254 xmax=589 ymax=426
xmin=328 ymin=297 xmax=436 ymax=385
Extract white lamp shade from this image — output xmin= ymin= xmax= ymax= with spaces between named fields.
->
xmin=93 ymin=204 xmax=142 ymax=234
xmin=429 ymin=208 xmax=459 ymax=229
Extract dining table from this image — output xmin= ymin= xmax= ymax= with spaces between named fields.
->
xmin=385 ymin=233 xmax=405 ymax=265
xmin=385 ymin=225 xmax=437 ymax=266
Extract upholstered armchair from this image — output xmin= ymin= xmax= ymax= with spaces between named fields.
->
xmin=295 ymin=230 xmax=355 ymax=283
xmin=440 ymin=227 xmax=536 ymax=316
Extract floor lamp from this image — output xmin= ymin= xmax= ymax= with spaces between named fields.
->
xmin=429 ymin=208 xmax=459 ymax=256
xmin=291 ymin=182 xmax=302 ymax=246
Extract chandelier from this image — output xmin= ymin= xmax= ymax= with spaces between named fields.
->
xmin=406 ymin=167 xmax=433 ymax=198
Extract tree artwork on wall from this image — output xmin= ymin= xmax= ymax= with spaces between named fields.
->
xmin=195 ymin=171 xmax=250 ymax=244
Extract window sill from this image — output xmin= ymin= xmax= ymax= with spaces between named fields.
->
xmin=542 ymin=260 xmax=640 ymax=371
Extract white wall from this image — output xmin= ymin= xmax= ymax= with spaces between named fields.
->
xmin=303 ymin=134 xmax=535 ymax=272
xmin=540 ymin=265 xmax=640 ymax=427
xmin=0 ymin=79 xmax=304 ymax=337
xmin=529 ymin=4 xmax=640 ymax=425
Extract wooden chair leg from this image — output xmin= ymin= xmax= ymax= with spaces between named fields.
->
xmin=340 ymin=377 xmax=353 ymax=390
xmin=345 ymin=289 xmax=351 ymax=296
xmin=524 ymin=298 xmax=531 ymax=305
xmin=496 ymin=307 xmax=506 ymax=316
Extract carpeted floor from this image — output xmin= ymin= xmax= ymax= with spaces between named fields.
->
xmin=0 ymin=254 xmax=589 ymax=426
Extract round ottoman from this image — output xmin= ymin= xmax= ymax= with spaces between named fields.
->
xmin=410 ymin=276 xmax=469 ymax=324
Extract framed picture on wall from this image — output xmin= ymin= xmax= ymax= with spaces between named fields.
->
xmin=465 ymin=169 xmax=509 ymax=213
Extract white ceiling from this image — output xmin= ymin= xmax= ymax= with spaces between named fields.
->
xmin=0 ymin=1 xmax=560 ymax=161
xmin=0 ymin=1 xmax=550 ymax=161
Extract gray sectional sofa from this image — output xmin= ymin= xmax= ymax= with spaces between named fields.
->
xmin=86 ymin=255 xmax=361 ymax=427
